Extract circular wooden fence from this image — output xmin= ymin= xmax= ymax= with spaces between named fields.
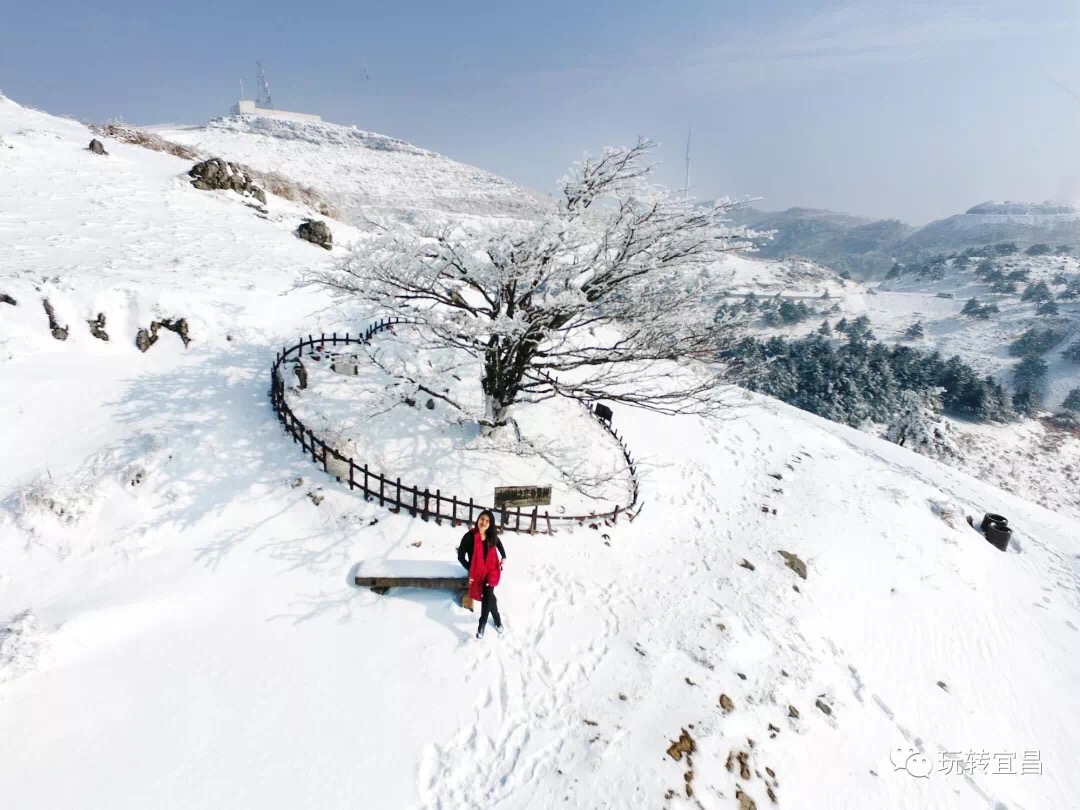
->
xmin=269 ymin=317 xmax=643 ymax=534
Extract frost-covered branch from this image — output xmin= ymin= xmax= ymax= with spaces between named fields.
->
xmin=304 ymin=138 xmax=765 ymax=434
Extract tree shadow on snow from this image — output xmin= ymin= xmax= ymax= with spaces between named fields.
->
xmin=104 ymin=339 xmax=373 ymax=573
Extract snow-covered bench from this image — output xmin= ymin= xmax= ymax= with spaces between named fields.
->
xmin=354 ymin=559 xmax=470 ymax=602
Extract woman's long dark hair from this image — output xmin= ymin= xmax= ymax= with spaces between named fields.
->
xmin=476 ymin=509 xmax=499 ymax=550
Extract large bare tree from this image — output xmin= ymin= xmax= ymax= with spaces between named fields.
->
xmin=309 ymin=138 xmax=759 ymax=433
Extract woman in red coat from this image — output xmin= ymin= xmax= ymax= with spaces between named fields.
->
xmin=457 ymin=510 xmax=507 ymax=639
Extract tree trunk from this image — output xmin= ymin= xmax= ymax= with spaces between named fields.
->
xmin=481 ymin=394 xmax=513 ymax=436
xmin=481 ymin=337 xmax=522 ymax=436
xmin=480 ymin=327 xmax=543 ymax=435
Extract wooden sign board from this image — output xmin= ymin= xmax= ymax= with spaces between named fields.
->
xmin=494 ymin=485 xmax=552 ymax=509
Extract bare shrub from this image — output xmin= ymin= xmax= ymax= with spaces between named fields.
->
xmin=89 ymin=122 xmax=340 ymax=217
xmin=90 ymin=122 xmax=202 ymax=161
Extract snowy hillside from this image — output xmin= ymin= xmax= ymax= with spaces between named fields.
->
xmin=725 ymin=249 xmax=1080 ymax=409
xmin=726 ymin=201 xmax=1080 ymax=279
xmin=156 ymin=115 xmax=549 ymax=227
xmin=711 ymin=252 xmax=1080 ymax=519
xmin=903 ymin=202 xmax=1080 ymax=254
xmin=874 ymin=251 xmax=1080 ymax=407
xmin=2 ymin=94 xmax=1079 ymax=810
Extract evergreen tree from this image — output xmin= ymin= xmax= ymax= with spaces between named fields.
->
xmin=962 ymin=297 xmax=982 ymax=317
xmin=991 ymin=279 xmax=1018 ymax=294
xmin=817 ymin=320 xmax=832 ymax=337
xmin=1059 ymin=279 xmax=1080 ymax=300
xmin=1037 ymin=299 xmax=1059 ymax=316
xmin=1012 ymin=355 xmax=1049 ymax=414
xmin=720 ymin=336 xmax=1012 ymax=427
xmin=975 ymin=259 xmax=1001 ymax=282
xmin=1064 ymin=387 xmax=1080 ymax=411
xmin=905 ymin=321 xmax=925 ymax=339
xmin=1007 ymin=268 xmax=1030 ymax=282
xmin=835 ymin=317 xmax=849 ymax=335
xmin=777 ymin=298 xmax=813 ymax=325
xmin=1025 ymin=243 xmax=1052 ymax=256
xmin=1022 ymin=281 xmax=1053 ymax=303
xmin=846 ymin=315 xmax=874 ymax=342
xmin=1052 ymin=273 xmax=1069 ymax=286
xmin=1055 ymin=245 xmax=1072 ymax=255
xmin=886 ymin=389 xmax=959 ymax=460
xmin=1010 ymin=328 xmax=1063 ymax=357
xmin=995 ymin=242 xmax=1019 ymax=255
xmin=1062 ymin=341 xmax=1080 ymax=364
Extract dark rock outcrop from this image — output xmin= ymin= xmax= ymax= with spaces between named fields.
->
xmin=87 ymin=313 xmax=109 ymax=341
xmin=188 ymin=158 xmax=267 ymax=204
xmin=296 ymin=219 xmax=332 ymax=250
xmin=88 ymin=138 xmax=108 ymax=156
xmin=0 ymin=293 xmax=15 ymax=306
xmin=42 ymin=299 xmax=68 ymax=341
xmin=778 ymin=550 xmax=807 ymax=579
xmin=135 ymin=318 xmax=191 ymax=352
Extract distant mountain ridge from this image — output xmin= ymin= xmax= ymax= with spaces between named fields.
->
xmin=727 ymin=200 xmax=1080 ymax=277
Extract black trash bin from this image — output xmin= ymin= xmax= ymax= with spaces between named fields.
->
xmin=981 ymin=513 xmax=1008 ymax=533
xmin=985 ymin=522 xmax=1012 ymax=552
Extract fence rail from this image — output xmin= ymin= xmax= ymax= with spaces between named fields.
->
xmin=268 ymin=318 xmax=643 ymax=534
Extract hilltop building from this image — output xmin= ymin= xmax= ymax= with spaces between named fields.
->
xmin=229 ymin=99 xmax=321 ymax=123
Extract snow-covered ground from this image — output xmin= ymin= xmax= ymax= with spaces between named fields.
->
xmin=3 ymin=95 xmax=1079 ymax=810
xmin=156 ymin=116 xmax=549 ymax=227
xmin=287 ymin=341 xmax=633 ymax=513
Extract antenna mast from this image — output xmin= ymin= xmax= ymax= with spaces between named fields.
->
xmin=684 ymin=124 xmax=692 ymax=200
xmin=256 ymin=60 xmax=273 ymax=108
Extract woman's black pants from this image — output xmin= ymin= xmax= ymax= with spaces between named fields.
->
xmin=479 ymin=585 xmax=501 ymax=631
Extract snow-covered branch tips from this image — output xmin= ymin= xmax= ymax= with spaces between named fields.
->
xmin=312 ymin=138 xmax=764 ymax=435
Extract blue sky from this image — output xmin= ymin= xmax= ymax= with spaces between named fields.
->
xmin=2 ymin=0 xmax=1078 ymax=223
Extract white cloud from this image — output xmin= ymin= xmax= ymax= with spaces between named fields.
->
xmin=509 ymin=2 xmax=1071 ymax=93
